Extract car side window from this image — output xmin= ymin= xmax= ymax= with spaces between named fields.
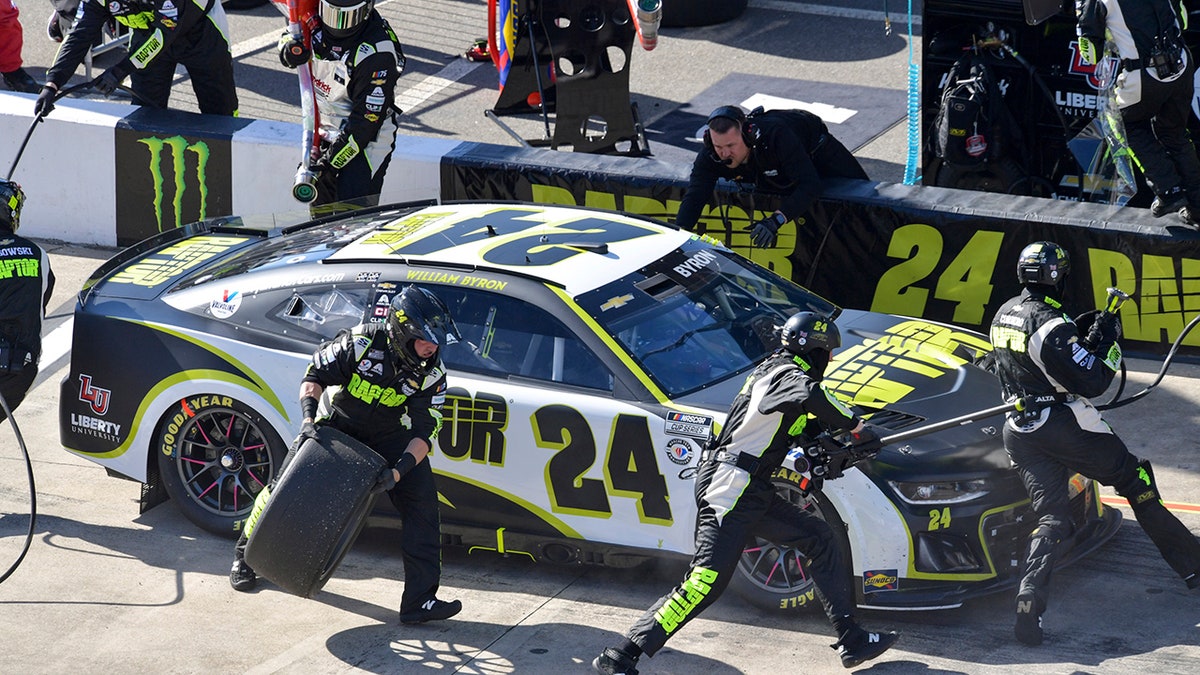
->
xmin=274 ymin=286 xmax=372 ymax=340
xmin=438 ymin=287 xmax=613 ymax=392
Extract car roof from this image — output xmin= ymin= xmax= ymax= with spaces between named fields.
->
xmin=324 ymin=202 xmax=695 ymax=297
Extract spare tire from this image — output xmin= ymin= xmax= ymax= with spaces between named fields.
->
xmin=662 ymin=0 xmax=749 ymax=28
xmin=243 ymin=426 xmax=387 ymax=598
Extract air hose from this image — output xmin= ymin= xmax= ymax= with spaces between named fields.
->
xmin=902 ymin=0 xmax=922 ymax=185
xmin=0 ymin=388 xmax=36 ymax=584
xmin=1097 ymin=311 xmax=1200 ymax=411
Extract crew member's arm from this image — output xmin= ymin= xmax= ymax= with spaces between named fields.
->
xmin=1074 ymin=0 xmax=1107 ymax=64
xmin=674 ymin=152 xmax=721 ymax=232
xmin=319 ymin=39 xmax=405 ymax=170
xmin=386 ymin=367 xmax=447 ymax=482
xmin=1033 ymin=317 xmax=1117 ymax=398
xmin=43 ymin=1 xmax=109 ymax=89
xmin=99 ymin=0 xmax=210 ymax=89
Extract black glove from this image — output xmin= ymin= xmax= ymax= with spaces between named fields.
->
xmin=748 ymin=212 xmax=786 ymax=248
xmin=371 ymin=465 xmax=398 ymax=495
xmin=299 ymin=420 xmax=318 ymax=441
xmin=34 ymin=85 xmax=57 ymax=117
xmin=92 ymin=68 xmax=123 ymax=96
xmin=848 ymin=424 xmax=884 ymax=454
xmin=1085 ymin=312 xmax=1121 ymax=351
xmin=278 ymin=33 xmax=311 ymax=69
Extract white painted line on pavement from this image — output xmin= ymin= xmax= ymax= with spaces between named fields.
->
xmin=41 ymin=317 xmax=74 ymax=367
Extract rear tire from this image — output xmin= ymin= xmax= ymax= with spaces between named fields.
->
xmin=729 ymin=473 xmax=851 ymax=612
xmin=155 ymin=397 xmax=286 ymax=539
xmin=243 ymin=426 xmax=387 ymax=597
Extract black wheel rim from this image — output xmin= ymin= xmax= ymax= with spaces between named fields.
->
xmin=736 ymin=482 xmax=821 ymax=596
xmin=168 ymin=406 xmax=276 ymax=517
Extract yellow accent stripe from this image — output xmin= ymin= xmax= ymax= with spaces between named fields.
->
xmin=433 ymin=469 xmax=584 ymax=539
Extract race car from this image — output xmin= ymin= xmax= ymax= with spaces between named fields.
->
xmin=58 ymin=200 xmax=1121 ymax=611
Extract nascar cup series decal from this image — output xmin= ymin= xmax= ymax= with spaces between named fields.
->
xmin=664 ymin=411 xmax=713 ymax=440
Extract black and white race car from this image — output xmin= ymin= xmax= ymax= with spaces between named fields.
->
xmin=58 ymin=200 xmax=1120 ymax=611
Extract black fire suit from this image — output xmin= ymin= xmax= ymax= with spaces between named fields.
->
xmin=236 ymin=323 xmax=449 ymax=613
xmin=625 ymin=350 xmax=862 ymax=657
xmin=1076 ymin=0 xmax=1200 ymax=209
xmin=307 ymin=13 xmax=404 ymax=208
xmin=0 ymin=230 xmax=54 ymax=423
xmin=45 ymin=0 xmax=237 ymax=115
xmin=989 ymin=288 xmax=1200 ymax=616
xmin=674 ymin=109 xmax=868 ymax=232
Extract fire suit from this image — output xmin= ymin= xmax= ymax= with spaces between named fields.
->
xmin=674 ymin=108 xmax=867 ymax=232
xmin=308 ymin=12 xmax=404 ymax=207
xmin=44 ymin=0 xmax=237 ymax=115
xmin=0 ymin=230 xmax=55 ymax=423
xmin=625 ymin=350 xmax=862 ymax=656
xmin=1076 ymin=0 xmax=1200 ymax=209
xmin=236 ymin=322 xmax=448 ymax=613
xmin=989 ymin=288 xmax=1200 ymax=615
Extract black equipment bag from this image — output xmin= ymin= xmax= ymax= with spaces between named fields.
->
xmin=934 ymin=52 xmax=1014 ymax=167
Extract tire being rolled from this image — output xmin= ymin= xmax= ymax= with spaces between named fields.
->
xmin=243 ymin=426 xmax=387 ymax=598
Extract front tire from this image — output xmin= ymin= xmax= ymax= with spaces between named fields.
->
xmin=155 ymin=397 xmax=286 ymax=538
xmin=729 ymin=472 xmax=851 ymax=612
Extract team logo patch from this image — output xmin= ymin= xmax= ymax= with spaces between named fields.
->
xmin=665 ymin=438 xmax=693 ymax=465
xmin=863 ymin=570 xmax=899 ymax=594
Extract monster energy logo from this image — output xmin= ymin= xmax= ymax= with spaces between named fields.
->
xmin=139 ymin=135 xmax=210 ymax=232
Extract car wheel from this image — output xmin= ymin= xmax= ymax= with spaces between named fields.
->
xmin=242 ymin=426 xmax=387 ymax=597
xmin=662 ymin=0 xmax=749 ymax=27
xmin=156 ymin=397 xmax=286 ymax=539
xmin=729 ymin=473 xmax=851 ymax=612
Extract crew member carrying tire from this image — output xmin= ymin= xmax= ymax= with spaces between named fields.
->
xmin=593 ymin=311 xmax=898 ymax=674
xmin=988 ymin=242 xmax=1200 ymax=646
xmin=229 ymin=284 xmax=464 ymax=625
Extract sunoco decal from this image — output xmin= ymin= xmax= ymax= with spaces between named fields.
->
xmin=863 ymin=569 xmax=898 ymax=594
xmin=664 ymin=411 xmax=713 ymax=439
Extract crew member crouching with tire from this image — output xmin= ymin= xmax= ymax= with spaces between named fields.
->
xmin=229 ymin=285 xmax=463 ymax=625
xmin=593 ymin=311 xmax=898 ymax=674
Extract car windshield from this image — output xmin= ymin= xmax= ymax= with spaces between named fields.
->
xmin=575 ymin=240 xmax=838 ymax=398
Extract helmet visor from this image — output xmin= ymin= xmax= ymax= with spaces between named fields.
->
xmin=320 ymin=0 xmax=371 ymax=33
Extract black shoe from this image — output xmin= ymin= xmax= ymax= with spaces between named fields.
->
xmin=1151 ymin=189 xmax=1188 ymax=217
xmin=229 ymin=559 xmax=257 ymax=592
xmin=1182 ymin=207 xmax=1200 ymax=230
xmin=1185 ymin=570 xmax=1200 ymax=590
xmin=834 ymin=626 xmax=900 ymax=668
xmin=47 ymin=11 xmax=64 ymax=42
xmin=592 ymin=646 xmax=640 ymax=675
xmin=1014 ymin=592 xmax=1043 ymax=645
xmin=1 ymin=68 xmax=40 ymax=94
xmin=399 ymin=598 xmax=462 ymax=624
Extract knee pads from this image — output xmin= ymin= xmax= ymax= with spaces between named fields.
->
xmin=1116 ymin=457 xmax=1162 ymax=512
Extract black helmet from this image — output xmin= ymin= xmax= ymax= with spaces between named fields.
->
xmin=779 ymin=311 xmax=840 ymax=356
xmin=385 ymin=285 xmax=460 ymax=373
xmin=0 ymin=179 xmax=25 ymax=232
xmin=1016 ymin=241 xmax=1070 ymax=287
xmin=319 ymin=0 xmax=373 ymax=39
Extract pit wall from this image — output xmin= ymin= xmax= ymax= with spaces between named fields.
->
xmin=4 ymin=92 xmax=1197 ymax=355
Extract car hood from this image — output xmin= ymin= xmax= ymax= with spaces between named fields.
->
xmin=830 ymin=309 xmax=1010 ymax=476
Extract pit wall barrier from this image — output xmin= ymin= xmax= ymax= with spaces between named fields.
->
xmin=4 ymin=92 xmax=1200 ymax=356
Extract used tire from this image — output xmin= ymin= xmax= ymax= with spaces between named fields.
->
xmin=243 ymin=426 xmax=387 ymax=598
xmin=662 ymin=0 xmax=749 ymax=27
xmin=155 ymin=396 xmax=286 ymax=539
xmin=729 ymin=471 xmax=851 ymax=612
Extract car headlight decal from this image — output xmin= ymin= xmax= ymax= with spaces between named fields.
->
xmin=888 ymin=479 xmax=990 ymax=505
